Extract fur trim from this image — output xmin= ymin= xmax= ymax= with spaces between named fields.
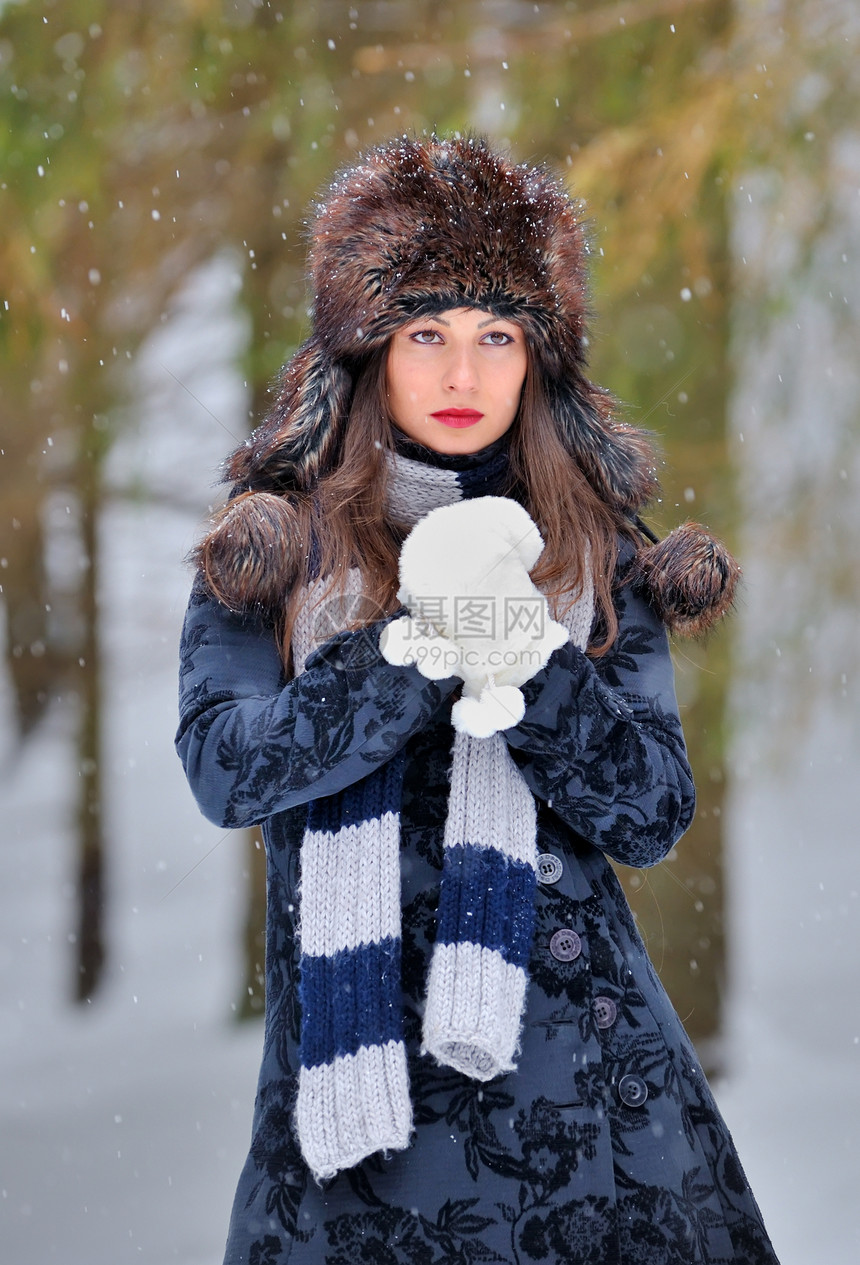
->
xmin=627 ymin=522 xmax=740 ymax=637
xmin=224 ymin=135 xmax=656 ymax=509
xmin=195 ymin=491 xmax=305 ymax=612
xmin=228 ymin=340 xmax=353 ymax=492
xmin=307 ymin=136 xmax=590 ymax=360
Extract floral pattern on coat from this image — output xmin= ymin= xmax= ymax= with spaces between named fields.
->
xmin=176 ymin=570 xmax=779 ymax=1265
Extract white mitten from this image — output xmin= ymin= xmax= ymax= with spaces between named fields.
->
xmin=380 ymin=497 xmax=568 ymax=737
xmin=378 ymin=615 xmax=461 ymax=681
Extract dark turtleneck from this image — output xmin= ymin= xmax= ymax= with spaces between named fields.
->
xmin=390 ymin=427 xmax=513 ymax=499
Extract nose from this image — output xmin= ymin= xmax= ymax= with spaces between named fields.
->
xmin=442 ymin=343 xmax=479 ymax=393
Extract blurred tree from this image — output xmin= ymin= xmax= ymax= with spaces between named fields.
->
xmin=0 ymin=0 xmax=472 ymax=1002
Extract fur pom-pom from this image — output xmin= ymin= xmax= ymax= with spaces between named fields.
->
xmin=628 ymin=522 xmax=740 ymax=637
xmin=195 ymin=490 xmax=305 ymax=613
xmin=452 ymin=684 xmax=527 ymax=738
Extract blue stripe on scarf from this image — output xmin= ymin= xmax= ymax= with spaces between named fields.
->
xmin=435 ymin=843 xmax=536 ymax=969
xmin=300 ymin=937 xmax=404 ymax=1068
xmin=307 ymin=756 xmax=404 ymax=833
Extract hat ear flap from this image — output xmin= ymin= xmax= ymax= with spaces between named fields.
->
xmin=627 ymin=522 xmax=741 ymax=637
xmin=226 ymin=338 xmax=353 ymax=491
xmin=546 ymin=377 xmax=660 ymax=514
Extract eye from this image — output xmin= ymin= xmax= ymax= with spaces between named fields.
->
xmin=409 ymin=328 xmax=444 ymax=344
xmin=481 ymin=329 xmax=516 ymax=346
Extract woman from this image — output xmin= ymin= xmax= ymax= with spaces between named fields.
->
xmin=177 ymin=136 xmax=779 ymax=1264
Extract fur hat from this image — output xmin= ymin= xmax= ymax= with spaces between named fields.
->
xmin=226 ymin=134 xmax=656 ymax=509
xmin=211 ymin=134 xmax=738 ymax=635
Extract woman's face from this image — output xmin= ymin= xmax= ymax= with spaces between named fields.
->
xmin=385 ymin=307 xmax=528 ymax=455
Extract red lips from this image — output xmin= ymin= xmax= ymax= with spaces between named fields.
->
xmin=430 ymin=409 xmax=484 ymax=429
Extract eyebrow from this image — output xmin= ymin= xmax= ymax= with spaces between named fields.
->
xmin=416 ymin=315 xmax=515 ymax=330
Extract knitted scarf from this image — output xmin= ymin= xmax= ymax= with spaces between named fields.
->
xmin=291 ymin=442 xmax=594 ymax=1182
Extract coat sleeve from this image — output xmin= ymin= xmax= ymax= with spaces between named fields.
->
xmin=504 ymin=575 xmax=696 ymax=869
xmin=175 ymin=586 xmax=459 ymax=829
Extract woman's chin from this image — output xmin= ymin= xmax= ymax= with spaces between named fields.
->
xmin=394 ymin=420 xmax=508 ymax=456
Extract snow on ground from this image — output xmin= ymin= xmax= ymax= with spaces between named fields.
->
xmin=1 ymin=497 xmax=262 ymax=1265
xmin=718 ymin=699 xmax=860 ymax=1265
xmin=2 ymin=258 xmax=858 ymax=1263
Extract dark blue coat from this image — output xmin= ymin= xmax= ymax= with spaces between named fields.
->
xmin=176 ymin=570 xmax=779 ymax=1265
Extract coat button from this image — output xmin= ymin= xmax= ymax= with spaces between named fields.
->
xmin=593 ymin=996 xmax=617 ymax=1030
xmin=536 ymin=853 xmax=563 ymax=885
xmin=549 ymin=928 xmax=582 ymax=962
xmin=618 ymin=1074 xmax=648 ymax=1108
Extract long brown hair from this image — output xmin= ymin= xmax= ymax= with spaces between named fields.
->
xmin=199 ymin=336 xmax=631 ymax=668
